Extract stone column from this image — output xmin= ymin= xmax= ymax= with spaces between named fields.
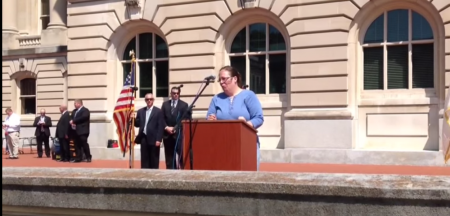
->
xmin=47 ymin=0 xmax=67 ymax=29
xmin=17 ymin=0 xmax=30 ymax=35
xmin=2 ymin=0 xmax=18 ymax=33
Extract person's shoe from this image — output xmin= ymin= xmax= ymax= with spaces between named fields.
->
xmin=38 ymin=155 xmax=42 ymax=158
xmin=86 ymin=157 xmax=92 ymax=163
xmin=70 ymin=159 xmax=81 ymax=163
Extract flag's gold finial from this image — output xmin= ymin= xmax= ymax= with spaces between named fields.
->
xmin=129 ymin=50 xmax=135 ymax=59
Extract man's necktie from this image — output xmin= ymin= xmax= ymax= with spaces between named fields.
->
xmin=171 ymin=101 xmax=175 ymax=114
xmin=143 ymin=108 xmax=151 ymax=135
xmin=40 ymin=117 xmax=44 ymax=132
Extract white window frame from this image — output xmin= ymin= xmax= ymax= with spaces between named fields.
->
xmin=361 ymin=9 xmax=434 ymax=92
xmin=19 ymin=78 xmax=37 ymax=115
xmin=228 ymin=23 xmax=287 ymax=95
xmin=38 ymin=0 xmax=50 ymax=33
xmin=120 ymin=33 xmax=169 ymax=98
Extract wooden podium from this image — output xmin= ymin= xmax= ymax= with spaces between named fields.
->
xmin=181 ymin=120 xmax=257 ymax=171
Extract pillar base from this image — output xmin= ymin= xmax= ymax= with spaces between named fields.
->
xmin=41 ymin=28 xmax=68 ymax=46
xmin=283 ymin=109 xmax=355 ymax=149
xmin=2 ymin=32 xmax=19 ymax=50
xmin=47 ymin=24 xmax=67 ymax=29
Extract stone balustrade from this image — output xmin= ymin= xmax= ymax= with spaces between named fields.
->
xmin=17 ymin=35 xmax=42 ymax=47
xmin=2 ymin=167 xmax=450 ymax=216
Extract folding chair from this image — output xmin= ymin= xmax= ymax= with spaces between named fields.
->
xmin=22 ymin=137 xmax=37 ymax=154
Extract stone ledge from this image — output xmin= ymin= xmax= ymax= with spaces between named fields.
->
xmin=2 ymin=168 xmax=450 ymax=216
xmin=2 ymin=45 xmax=67 ymax=58
xmin=284 ymin=109 xmax=353 ymax=120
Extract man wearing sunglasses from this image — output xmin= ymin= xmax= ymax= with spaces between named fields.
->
xmin=134 ymin=93 xmax=165 ymax=169
xmin=161 ymin=87 xmax=190 ymax=169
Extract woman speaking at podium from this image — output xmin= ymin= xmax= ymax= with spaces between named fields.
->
xmin=206 ymin=66 xmax=264 ymax=170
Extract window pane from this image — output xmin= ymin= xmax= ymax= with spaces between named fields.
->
xmin=269 ymin=54 xmax=286 ymax=93
xmin=155 ymin=61 xmax=169 ymax=97
xmin=139 ymin=33 xmax=153 ymax=59
xmin=20 ymin=79 xmax=36 ymax=96
xmin=363 ymin=47 xmax=384 ymax=90
xmin=249 ymin=23 xmax=266 ymax=52
xmin=22 ymin=98 xmax=36 ymax=114
xmin=230 ymin=56 xmax=246 ymax=88
xmin=231 ymin=28 xmax=246 ymax=53
xmin=412 ymin=11 xmax=433 ymax=40
xmin=139 ymin=62 xmax=153 ymax=97
xmin=155 ymin=35 xmax=168 ymax=58
xmin=387 ymin=45 xmax=408 ymax=89
xmin=123 ymin=37 xmax=136 ymax=61
xmin=412 ymin=44 xmax=434 ymax=88
xmin=387 ymin=10 xmax=409 ymax=42
xmin=363 ymin=14 xmax=384 ymax=44
xmin=122 ymin=63 xmax=131 ymax=83
xmin=41 ymin=17 xmax=50 ymax=30
xmin=41 ymin=0 xmax=49 ymax=16
xmin=249 ymin=55 xmax=266 ymax=94
xmin=269 ymin=25 xmax=286 ymax=51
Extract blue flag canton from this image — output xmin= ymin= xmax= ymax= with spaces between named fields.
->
xmin=124 ymin=62 xmax=136 ymax=86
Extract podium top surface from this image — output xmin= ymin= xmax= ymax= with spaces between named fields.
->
xmin=182 ymin=119 xmax=257 ymax=133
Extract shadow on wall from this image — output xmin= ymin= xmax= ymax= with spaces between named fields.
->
xmin=424 ymin=106 xmax=439 ymax=151
xmin=277 ymin=95 xmax=288 ymax=149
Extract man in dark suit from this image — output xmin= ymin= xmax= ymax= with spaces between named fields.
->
xmin=134 ymin=93 xmax=165 ymax=169
xmin=69 ymin=99 xmax=92 ymax=163
xmin=161 ymin=86 xmax=191 ymax=169
xmin=33 ymin=109 xmax=52 ymax=158
xmin=55 ymin=104 xmax=71 ymax=162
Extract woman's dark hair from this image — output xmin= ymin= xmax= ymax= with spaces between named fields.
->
xmin=219 ymin=65 xmax=242 ymax=87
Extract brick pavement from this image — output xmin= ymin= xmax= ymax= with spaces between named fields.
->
xmin=2 ymin=149 xmax=449 ymax=176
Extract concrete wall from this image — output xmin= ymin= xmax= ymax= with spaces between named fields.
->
xmin=2 ymin=167 xmax=450 ymax=216
xmin=2 ymin=0 xmax=450 ymax=165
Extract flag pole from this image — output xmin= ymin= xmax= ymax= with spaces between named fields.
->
xmin=128 ymin=50 xmax=137 ymax=169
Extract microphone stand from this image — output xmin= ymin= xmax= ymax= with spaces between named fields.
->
xmin=173 ymin=78 xmax=212 ymax=170
xmin=125 ymin=86 xmax=138 ymax=169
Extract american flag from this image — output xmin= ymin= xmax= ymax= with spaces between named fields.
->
xmin=113 ymin=53 xmax=136 ymax=155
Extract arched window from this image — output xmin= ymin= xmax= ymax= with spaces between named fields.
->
xmin=363 ymin=9 xmax=434 ymax=90
xmin=121 ymin=33 xmax=169 ymax=98
xmin=20 ymin=78 xmax=36 ymax=114
xmin=229 ymin=23 xmax=286 ymax=94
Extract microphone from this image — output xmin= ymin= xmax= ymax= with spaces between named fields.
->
xmin=130 ymin=86 xmax=139 ymax=91
xmin=177 ymin=84 xmax=184 ymax=89
xmin=242 ymin=84 xmax=249 ymax=89
xmin=204 ymin=75 xmax=216 ymax=81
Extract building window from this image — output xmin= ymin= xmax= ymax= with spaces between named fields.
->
xmin=40 ymin=0 xmax=50 ymax=30
xmin=121 ymin=33 xmax=169 ymax=98
xmin=20 ymin=79 xmax=36 ymax=114
xmin=363 ymin=9 xmax=434 ymax=90
xmin=229 ymin=23 xmax=287 ymax=94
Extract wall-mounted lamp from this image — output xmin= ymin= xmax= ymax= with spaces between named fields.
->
xmin=239 ymin=0 xmax=256 ymax=9
xmin=124 ymin=0 xmax=139 ymax=7
xmin=19 ymin=58 xmax=25 ymax=71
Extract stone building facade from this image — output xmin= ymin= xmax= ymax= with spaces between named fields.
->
xmin=2 ymin=0 xmax=449 ymax=165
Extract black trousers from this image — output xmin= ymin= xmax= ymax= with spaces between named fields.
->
xmin=59 ymin=138 xmax=70 ymax=161
xmin=141 ymin=136 xmax=160 ymax=169
xmin=74 ymin=135 xmax=91 ymax=160
xmin=163 ymin=134 xmax=183 ymax=169
xmin=36 ymin=133 xmax=50 ymax=157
